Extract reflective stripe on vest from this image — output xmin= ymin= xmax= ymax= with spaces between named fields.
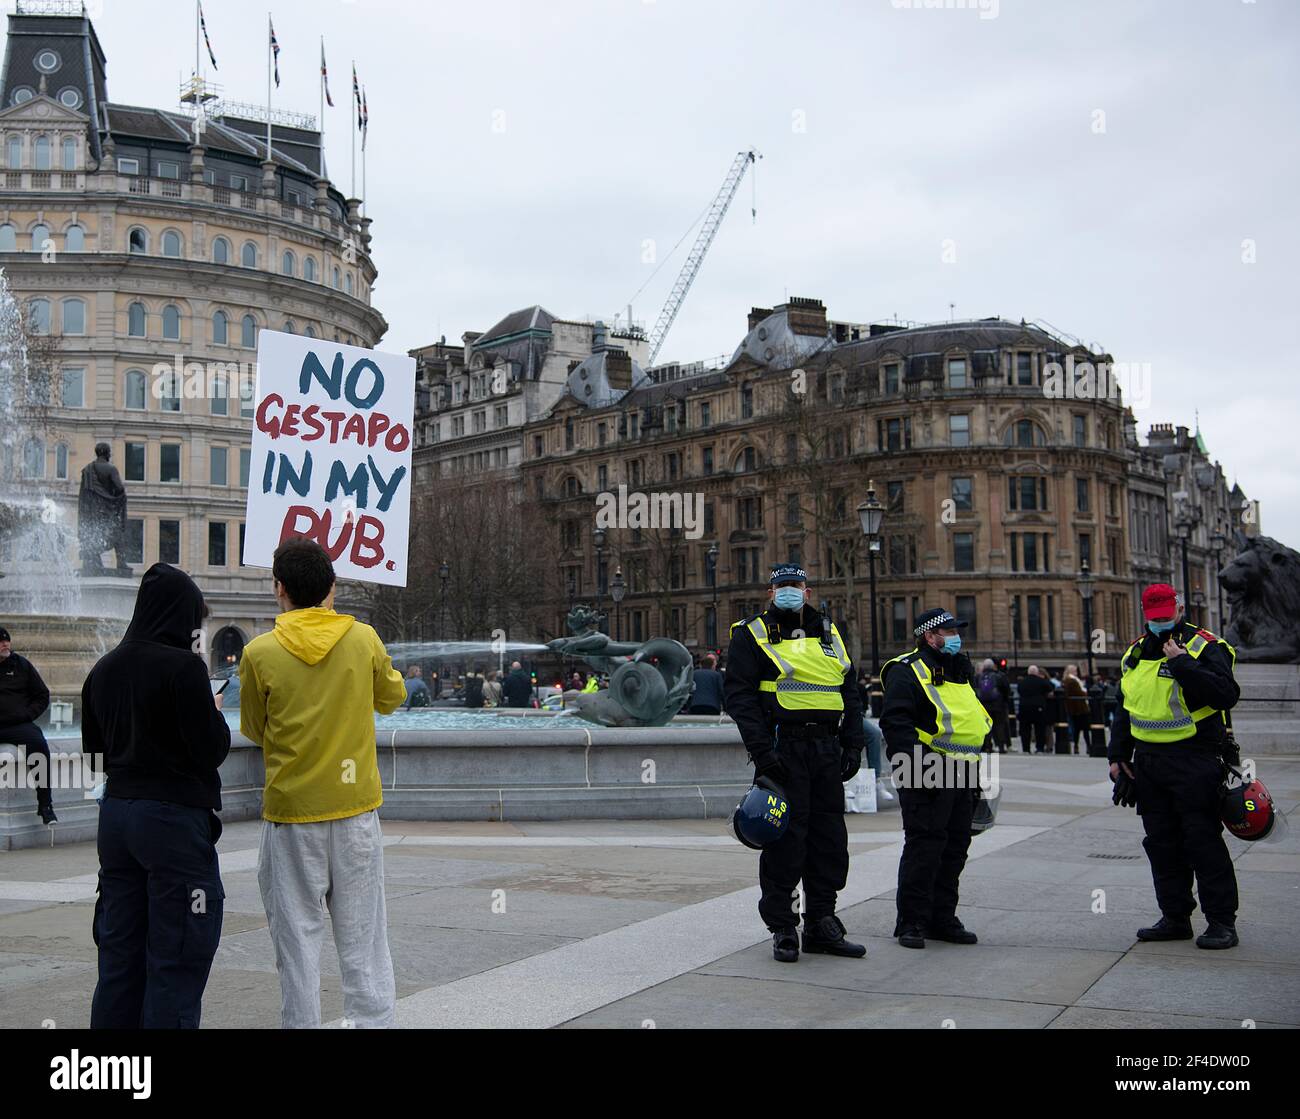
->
xmin=743 ymin=615 xmax=849 ymax=713
xmin=881 ymin=652 xmax=992 ymax=760
xmin=1120 ymin=630 xmax=1236 ymax=743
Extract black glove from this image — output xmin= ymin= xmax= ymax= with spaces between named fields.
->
xmin=1112 ymin=770 xmax=1137 ymax=809
xmin=751 ymin=748 xmax=785 ymax=784
xmin=1220 ymin=734 xmax=1241 ymax=769
xmin=839 ymin=747 xmax=863 ymax=782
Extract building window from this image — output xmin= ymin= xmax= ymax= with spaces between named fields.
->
xmin=61 ymin=137 xmax=76 ymax=170
xmin=304 ymin=324 xmax=316 ymax=338
xmin=5 ymin=137 xmax=20 ymax=168
xmin=35 ymin=49 xmax=62 ymax=73
xmin=125 ymin=370 xmax=147 ymax=410
xmin=0 ymin=224 xmax=15 ymax=251
xmin=880 ymin=417 xmax=911 ymax=451
xmin=283 ymin=319 xmax=295 ymax=334
xmin=1015 ymin=352 xmax=1034 ymax=386
xmin=28 ymin=298 xmax=50 ymax=334
xmin=1027 ymin=595 xmax=1043 ymax=641
xmin=1007 ymin=419 xmax=1042 ymax=447
xmin=212 ymin=310 xmax=228 ymax=345
xmin=949 ymin=414 xmax=970 ymax=446
xmin=951 ymin=476 xmax=972 ymax=511
xmin=212 ymin=237 xmax=230 ymax=264
xmin=884 ymin=363 xmax=901 ymax=394
xmin=892 ymin=598 xmax=908 ymax=642
xmin=230 ymin=174 xmax=249 ymax=192
xmin=1079 ymin=532 xmax=1092 ymax=568
xmin=21 ymin=437 xmax=44 ymax=478
xmin=64 ymin=224 xmax=84 ymax=251
xmin=700 ymin=400 xmax=711 ymax=427
xmin=125 ymin=442 xmax=145 ymax=482
xmin=738 ymin=446 xmax=756 ymax=472
xmin=1008 ymin=475 xmax=1048 ymax=511
xmin=55 ymin=443 xmax=68 ymax=480
xmin=61 ymin=298 xmax=85 ymax=335
xmin=208 ymin=522 xmax=227 ymax=566
xmin=33 ymin=136 xmax=50 ymax=171
xmin=128 ymin=227 xmax=147 ymax=253
xmin=1076 ymin=477 xmax=1089 ymax=512
xmin=241 ymin=314 xmax=257 ymax=348
xmin=333 ymin=266 xmax=341 ymax=288
xmin=210 ymin=374 xmax=228 ymax=416
xmin=117 ymin=157 xmax=140 ymax=176
xmin=30 ymin=222 xmax=50 ymax=252
xmin=304 ymin=256 xmax=317 ymax=282
xmin=1073 ymin=414 xmax=1087 ymax=446
xmin=702 ymin=446 xmax=714 ymax=476
xmin=954 ymin=532 xmax=974 ymax=572
xmin=161 ymin=230 xmax=182 ymax=257
xmin=60 ymin=367 xmax=84 ymax=407
xmin=210 ymin=446 xmax=228 ymax=486
xmin=1023 ymin=533 xmax=1039 ymax=572
xmin=162 ymin=304 xmax=181 ymax=340
xmin=955 ymin=595 xmax=977 ymax=642
xmin=948 ymin=358 xmax=967 ymax=388
xmin=160 ymin=443 xmax=181 ymax=483
xmin=241 ymin=242 xmax=257 ymax=268
xmin=741 ymin=383 xmax=753 ymax=418
xmin=159 ymin=373 xmax=180 ymax=413
xmin=887 ymin=480 xmax=905 ymax=512
xmin=121 ymin=520 xmax=143 ymax=565
xmin=159 ymin=520 xmax=180 ymax=564
xmin=281 ymin=250 xmax=295 ymax=276
xmin=239 ymin=447 xmax=250 ymax=488
xmin=345 ymin=273 xmax=354 ymax=295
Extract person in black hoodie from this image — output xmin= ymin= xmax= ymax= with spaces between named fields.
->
xmin=81 ymin=563 xmax=231 ymax=1029
xmin=0 ymin=625 xmax=56 ymax=823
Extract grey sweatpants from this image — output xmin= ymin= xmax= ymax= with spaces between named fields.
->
xmin=257 ymin=809 xmax=396 ymax=1029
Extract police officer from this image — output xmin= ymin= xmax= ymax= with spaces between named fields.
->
xmin=1109 ymin=584 xmax=1241 ymax=949
xmin=724 ymin=564 xmax=867 ymax=963
xmin=880 ymin=607 xmax=990 ymax=949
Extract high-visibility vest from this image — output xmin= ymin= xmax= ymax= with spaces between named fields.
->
xmin=881 ymin=651 xmax=991 ymax=760
xmin=1120 ymin=628 xmax=1235 ymax=743
xmin=730 ymin=613 xmax=851 ymax=714
xmin=582 ymin=676 xmax=599 ymax=693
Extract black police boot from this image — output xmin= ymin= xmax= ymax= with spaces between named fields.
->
xmin=1196 ymin=921 xmax=1239 ymax=950
xmin=1136 ymin=916 xmax=1193 ymax=941
xmin=38 ymin=800 xmax=58 ymax=826
xmin=772 ymin=927 xmax=799 ymax=963
xmin=930 ymin=919 xmax=978 ymax=945
xmin=897 ymin=923 xmax=926 ymax=949
xmin=801 ymin=914 xmax=866 ymax=958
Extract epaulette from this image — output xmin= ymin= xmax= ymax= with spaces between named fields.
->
xmin=1196 ymin=628 xmax=1217 ymax=643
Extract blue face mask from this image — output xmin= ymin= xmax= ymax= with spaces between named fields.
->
xmin=941 ymin=635 xmax=962 ymax=655
xmin=1147 ymin=619 xmax=1176 ymax=636
xmin=773 ymin=587 xmax=804 ymax=612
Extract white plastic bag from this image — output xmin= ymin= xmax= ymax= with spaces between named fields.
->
xmin=843 ymin=768 xmax=878 ymax=814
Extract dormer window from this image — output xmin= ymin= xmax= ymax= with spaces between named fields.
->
xmin=10 ymin=88 xmax=34 ymax=106
xmin=35 ymin=49 xmax=62 ymax=73
xmin=58 ymin=88 xmax=82 ymax=110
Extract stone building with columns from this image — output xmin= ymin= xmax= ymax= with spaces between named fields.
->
xmin=0 ymin=5 xmax=384 ymax=669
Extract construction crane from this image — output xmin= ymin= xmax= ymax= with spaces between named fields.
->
xmin=646 ymin=149 xmax=760 ymax=365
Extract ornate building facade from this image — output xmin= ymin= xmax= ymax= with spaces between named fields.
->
xmin=0 ymin=5 xmax=384 ymax=666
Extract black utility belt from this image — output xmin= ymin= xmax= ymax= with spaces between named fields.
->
xmin=774 ymin=721 xmax=840 ymax=740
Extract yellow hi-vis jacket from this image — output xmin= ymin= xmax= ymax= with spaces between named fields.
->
xmin=582 ymin=676 xmax=599 ymax=693
xmin=730 ymin=614 xmax=852 ymax=714
xmin=881 ymin=651 xmax=991 ymax=760
xmin=1120 ymin=629 xmax=1236 ymax=743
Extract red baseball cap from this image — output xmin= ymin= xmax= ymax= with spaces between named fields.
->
xmin=1141 ymin=583 xmax=1180 ymax=621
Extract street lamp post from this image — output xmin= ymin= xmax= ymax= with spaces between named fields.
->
xmin=1010 ymin=597 xmax=1020 ymax=672
xmin=1191 ymin=589 xmax=1207 ymax=629
xmin=438 ymin=559 xmax=450 ymax=641
xmin=1077 ymin=559 xmax=1095 ymax=679
xmin=1173 ymin=503 xmax=1196 ymax=607
xmin=610 ymin=566 xmax=625 ymax=642
xmin=856 ymin=481 xmax=885 ymax=677
xmin=706 ymin=542 xmax=719 ymax=649
xmin=1210 ymin=528 xmax=1228 ymax=633
xmin=593 ymin=527 xmax=607 ymax=634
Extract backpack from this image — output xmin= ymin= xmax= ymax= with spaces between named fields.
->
xmin=977 ymin=672 xmax=1000 ymax=704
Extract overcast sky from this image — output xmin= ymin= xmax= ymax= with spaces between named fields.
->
xmin=82 ymin=0 xmax=1299 ymax=543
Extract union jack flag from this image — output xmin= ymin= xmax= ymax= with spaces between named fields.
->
xmin=352 ymin=63 xmax=362 ymax=130
xmin=361 ymin=87 xmax=369 ymax=150
xmin=199 ymin=1 xmax=218 ymax=70
xmin=321 ymin=42 xmax=333 ymax=107
xmin=270 ymin=20 xmax=280 ymax=88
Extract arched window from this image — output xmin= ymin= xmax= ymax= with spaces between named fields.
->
xmin=345 ymin=272 xmax=354 ymax=295
xmin=64 ymin=224 xmax=84 ymax=251
xmin=161 ymin=230 xmax=181 ymax=257
xmin=128 ymin=227 xmax=147 ymax=254
xmin=734 ymin=445 xmax=757 ymax=473
xmin=241 ymin=241 xmax=257 ymax=268
xmin=125 ymin=369 xmax=147 ymax=410
xmin=212 ymin=236 xmax=230 ymax=264
xmin=1005 ymin=419 xmax=1046 ymax=448
xmin=0 ymin=224 xmax=14 ymax=251
xmin=332 ymin=265 xmax=341 ymax=289
xmin=27 ymin=298 xmax=50 ymax=334
xmin=303 ymin=256 xmax=317 ymax=282
xmin=22 ymin=437 xmax=44 ymax=478
xmin=61 ymin=298 xmax=85 ymax=334
xmin=5 ymin=136 xmax=19 ymax=168
xmin=30 ymin=223 xmax=49 ymax=252
xmin=281 ymin=249 xmax=295 ymax=276
xmin=33 ymin=136 xmax=50 ymax=171
xmin=304 ymin=324 xmax=316 ymax=338
xmin=212 ymin=310 xmax=228 ymax=345
xmin=127 ymin=302 xmax=146 ymax=337
xmin=283 ymin=319 xmax=295 ymax=334
xmin=162 ymin=304 xmax=180 ymax=341
xmin=241 ymin=314 xmax=257 ymax=348
xmin=61 ymin=137 xmax=76 ymax=171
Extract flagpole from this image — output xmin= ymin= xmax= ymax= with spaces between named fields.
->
xmin=266 ymin=14 xmax=273 ymax=162
xmin=350 ymin=59 xmax=356 ymax=198
xmin=194 ymin=0 xmax=200 ymax=86
xmin=319 ymin=36 xmax=326 ymax=180
xmin=361 ymin=86 xmax=366 ymax=217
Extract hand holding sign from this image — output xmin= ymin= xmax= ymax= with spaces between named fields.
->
xmin=243 ymin=331 xmax=415 ymax=587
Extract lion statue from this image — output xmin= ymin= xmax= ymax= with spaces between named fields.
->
xmin=1221 ymin=534 xmax=1300 ymax=663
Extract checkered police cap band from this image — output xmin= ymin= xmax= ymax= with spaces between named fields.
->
xmin=769 ymin=564 xmax=808 ymax=585
xmin=914 ymin=611 xmax=958 ymax=637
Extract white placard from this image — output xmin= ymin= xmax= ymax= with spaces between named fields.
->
xmin=242 ymin=330 xmax=415 ymax=587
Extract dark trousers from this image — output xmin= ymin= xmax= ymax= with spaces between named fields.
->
xmin=1067 ymin=713 xmax=1089 ymax=753
xmin=1133 ymin=750 xmax=1238 ymax=925
xmin=1018 ymin=706 xmax=1048 ymax=752
xmin=986 ymin=709 xmax=1010 ymax=752
xmin=0 ymin=720 xmax=53 ymax=808
xmin=895 ymin=785 xmax=975 ymax=934
xmin=688 ymin=705 xmax=721 ymax=716
xmin=758 ymin=733 xmax=848 ymax=930
xmin=91 ymin=797 xmax=225 ymax=1029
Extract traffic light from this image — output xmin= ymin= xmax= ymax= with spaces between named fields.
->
xmin=998 ymin=658 xmax=1008 ymax=670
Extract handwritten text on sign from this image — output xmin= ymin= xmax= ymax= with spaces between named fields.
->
xmin=242 ymin=331 xmax=415 ymax=587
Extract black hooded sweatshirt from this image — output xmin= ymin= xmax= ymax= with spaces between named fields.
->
xmin=81 ymin=564 xmax=231 ymax=809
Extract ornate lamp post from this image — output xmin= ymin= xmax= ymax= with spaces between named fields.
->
xmin=1010 ymin=596 xmax=1020 ymax=671
xmin=1191 ymin=589 xmax=1207 ymax=629
xmin=856 ymin=481 xmax=885 ymax=677
xmin=1173 ymin=502 xmax=1196 ymax=606
xmin=1077 ymin=559 xmax=1095 ymax=679
xmin=593 ymin=527 xmax=607 ymax=633
xmin=610 ymin=566 xmax=626 ymax=642
xmin=1210 ymin=528 xmax=1228 ymax=633
xmin=438 ymin=559 xmax=450 ymax=640
xmin=706 ymin=542 xmax=719 ymax=649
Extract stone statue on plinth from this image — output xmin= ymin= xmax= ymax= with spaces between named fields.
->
xmin=78 ymin=442 xmax=131 ymax=576
xmin=546 ymin=605 xmax=694 ymax=727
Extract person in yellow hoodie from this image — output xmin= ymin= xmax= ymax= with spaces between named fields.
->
xmin=239 ymin=537 xmax=406 ymax=1029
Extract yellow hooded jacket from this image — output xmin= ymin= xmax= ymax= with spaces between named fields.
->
xmin=239 ymin=607 xmax=406 ymax=823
